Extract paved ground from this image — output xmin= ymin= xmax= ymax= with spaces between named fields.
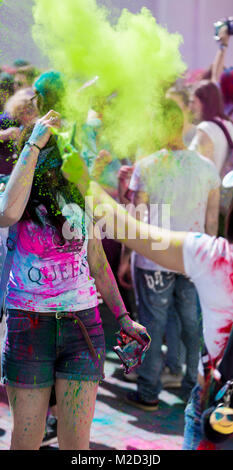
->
xmin=0 ymin=306 xmax=232 ymax=451
xmin=0 ymin=352 xmax=185 ymax=451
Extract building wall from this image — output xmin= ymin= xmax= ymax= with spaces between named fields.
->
xmin=0 ymin=0 xmax=233 ymax=71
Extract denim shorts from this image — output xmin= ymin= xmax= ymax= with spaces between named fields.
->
xmin=1 ymin=307 xmax=106 ymax=388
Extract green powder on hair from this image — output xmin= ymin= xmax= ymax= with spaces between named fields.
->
xmin=32 ymin=0 xmax=186 ymax=160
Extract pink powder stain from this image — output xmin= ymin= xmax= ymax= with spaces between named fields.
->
xmin=124 ymin=437 xmax=182 ymax=450
xmin=89 ymin=286 xmax=96 ymax=297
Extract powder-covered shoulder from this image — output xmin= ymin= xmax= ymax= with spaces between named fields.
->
xmin=183 ymin=233 xmax=229 ymax=280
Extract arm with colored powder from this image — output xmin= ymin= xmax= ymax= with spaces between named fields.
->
xmin=0 ymin=127 xmax=21 ymax=142
xmin=62 ymin=150 xmax=187 ymax=275
xmin=0 ymin=110 xmax=60 ymax=227
xmin=87 ymin=224 xmax=148 ymax=345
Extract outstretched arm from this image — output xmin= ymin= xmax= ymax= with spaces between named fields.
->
xmin=87 ymin=182 xmax=186 ymax=273
xmin=62 ymin=151 xmax=187 ymax=275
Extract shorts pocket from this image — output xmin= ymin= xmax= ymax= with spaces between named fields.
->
xmin=6 ymin=316 xmax=31 ymax=333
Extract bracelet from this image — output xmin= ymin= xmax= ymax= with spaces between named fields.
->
xmin=117 ymin=312 xmax=130 ymax=321
xmin=25 ymin=141 xmax=42 ymax=152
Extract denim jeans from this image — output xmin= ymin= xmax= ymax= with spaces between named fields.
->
xmin=166 ymin=305 xmax=183 ymax=374
xmin=135 ymin=268 xmax=200 ymax=402
xmin=182 ymin=383 xmax=218 ymax=450
xmin=166 ymin=294 xmax=203 ymax=375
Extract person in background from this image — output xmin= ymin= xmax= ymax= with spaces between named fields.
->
xmin=118 ymin=99 xmax=220 ymax=408
xmin=4 ymin=87 xmax=38 ymax=131
xmin=189 ymin=80 xmax=233 ymax=175
xmin=80 ymin=106 xmax=136 ymax=322
xmin=0 ymin=73 xmax=20 ymax=176
xmin=14 ymin=65 xmax=40 ymax=93
xmin=209 ymin=24 xmax=233 ymax=118
xmin=62 ymin=144 xmax=233 ymax=450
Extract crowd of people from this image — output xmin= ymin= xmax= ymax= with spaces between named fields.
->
xmin=0 ymin=22 xmax=233 ymax=451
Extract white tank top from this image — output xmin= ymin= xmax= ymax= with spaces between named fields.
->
xmin=189 ymin=119 xmax=233 ymax=174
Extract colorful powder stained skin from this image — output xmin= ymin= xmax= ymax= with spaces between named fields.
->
xmin=32 ymin=0 xmax=186 ymax=160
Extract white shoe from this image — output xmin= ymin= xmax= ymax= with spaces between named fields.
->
xmin=161 ymin=367 xmax=182 ymax=388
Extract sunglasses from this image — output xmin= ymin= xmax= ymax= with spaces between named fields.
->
xmin=214 ymin=411 xmax=233 ymax=421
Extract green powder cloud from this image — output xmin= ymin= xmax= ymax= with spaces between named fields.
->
xmin=32 ymin=0 xmax=186 ymax=159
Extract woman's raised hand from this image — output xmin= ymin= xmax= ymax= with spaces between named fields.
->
xmin=29 ymin=110 xmax=61 ymax=150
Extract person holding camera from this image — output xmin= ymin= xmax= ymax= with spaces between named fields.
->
xmin=210 ymin=18 xmax=233 ymax=118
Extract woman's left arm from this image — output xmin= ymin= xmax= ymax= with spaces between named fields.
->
xmin=87 ymin=225 xmax=148 ymax=345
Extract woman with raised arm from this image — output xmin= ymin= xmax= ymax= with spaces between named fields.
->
xmin=0 ymin=106 xmax=148 ymax=450
xmin=62 ymin=149 xmax=233 ymax=450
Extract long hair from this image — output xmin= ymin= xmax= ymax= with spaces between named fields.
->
xmin=194 ymin=81 xmax=233 ymax=123
xmin=19 ymin=126 xmax=86 ymax=243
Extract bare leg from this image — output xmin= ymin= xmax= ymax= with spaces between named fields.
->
xmin=55 ymin=379 xmax=99 ymax=450
xmin=6 ymin=385 xmax=51 ymax=450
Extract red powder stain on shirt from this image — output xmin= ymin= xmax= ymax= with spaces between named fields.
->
xmin=214 ymin=320 xmax=233 ymax=358
xmin=213 ymin=256 xmax=229 ymax=271
xmin=197 ymin=440 xmax=216 ymax=450
xmin=218 ymin=322 xmax=233 ymax=336
xmin=28 ymin=345 xmax=33 ymax=355
xmin=230 ymin=273 xmax=233 ymax=286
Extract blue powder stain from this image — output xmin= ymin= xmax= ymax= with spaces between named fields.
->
xmin=93 ymin=417 xmax=114 ymax=426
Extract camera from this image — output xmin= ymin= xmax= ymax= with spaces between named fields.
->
xmin=113 ymin=329 xmax=151 ymax=374
xmin=214 ymin=17 xmax=233 ymax=40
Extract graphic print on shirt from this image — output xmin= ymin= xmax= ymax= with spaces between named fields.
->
xmin=6 ymin=204 xmax=98 ymax=312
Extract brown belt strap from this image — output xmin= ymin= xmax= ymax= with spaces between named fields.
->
xmin=72 ymin=314 xmax=97 ymax=361
xmin=23 ymin=311 xmax=98 ymax=361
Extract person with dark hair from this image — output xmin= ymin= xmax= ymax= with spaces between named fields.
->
xmin=32 ymin=70 xmax=65 ymax=116
xmin=0 ymin=89 xmax=148 ymax=449
xmin=117 ymin=99 xmax=220 ymax=408
xmin=189 ymin=80 xmax=233 ymax=174
xmin=61 ymin=147 xmax=233 ymax=449
xmin=13 ymin=65 xmax=40 ymax=93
